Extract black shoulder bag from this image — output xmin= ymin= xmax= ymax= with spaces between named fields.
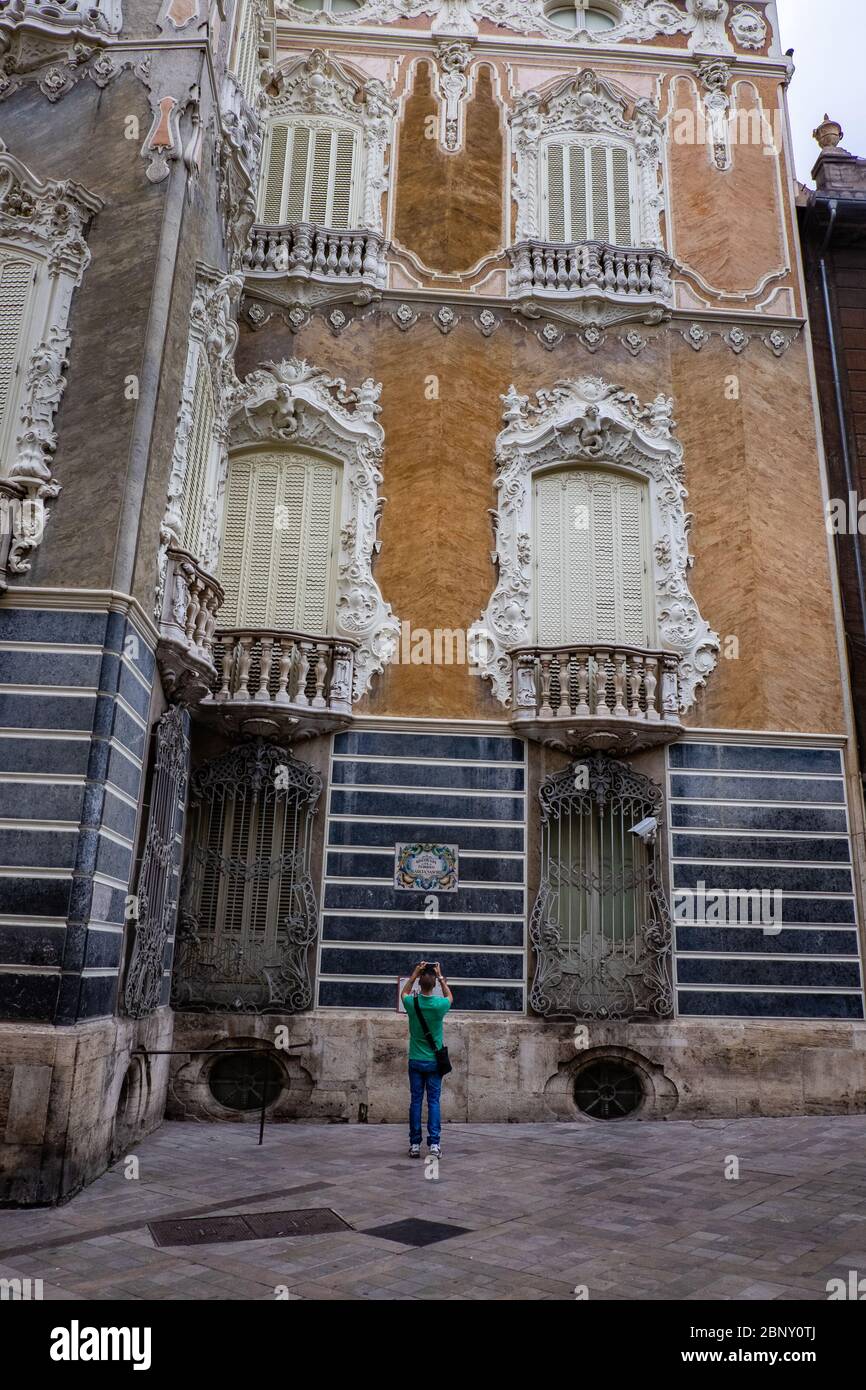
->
xmin=412 ymin=995 xmax=453 ymax=1077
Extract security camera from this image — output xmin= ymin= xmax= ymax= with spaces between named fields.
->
xmin=628 ymin=816 xmax=658 ymax=845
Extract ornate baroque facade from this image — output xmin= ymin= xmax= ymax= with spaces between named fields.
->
xmin=1 ymin=0 xmax=864 ymax=1205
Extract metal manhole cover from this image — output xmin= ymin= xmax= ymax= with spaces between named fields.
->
xmin=149 ymin=1208 xmax=351 ymax=1247
xmin=363 ymin=1219 xmax=472 ymax=1247
xmin=149 ymin=1215 xmax=251 ymax=1247
xmin=245 ymin=1209 xmax=351 ymax=1239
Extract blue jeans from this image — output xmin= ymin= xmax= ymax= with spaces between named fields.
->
xmin=408 ymin=1059 xmax=443 ymax=1146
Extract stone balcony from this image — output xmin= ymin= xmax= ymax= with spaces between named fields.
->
xmin=507 ymin=240 xmax=673 ymax=325
xmin=241 ymin=223 xmax=388 ymax=303
xmin=509 ymin=644 xmax=683 ymax=754
xmin=156 ymin=548 xmax=224 ymax=706
xmin=197 ymin=627 xmax=357 ymax=742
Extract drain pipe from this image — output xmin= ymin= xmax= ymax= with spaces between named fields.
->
xmin=818 ymin=199 xmax=866 ymax=651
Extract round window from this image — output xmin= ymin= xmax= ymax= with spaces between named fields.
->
xmin=208 ymin=1053 xmax=285 ymax=1112
xmin=546 ymin=3 xmax=618 ymax=31
xmin=574 ymin=1060 xmax=642 ymax=1118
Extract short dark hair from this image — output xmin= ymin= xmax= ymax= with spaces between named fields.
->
xmin=418 ymin=967 xmax=437 ymax=991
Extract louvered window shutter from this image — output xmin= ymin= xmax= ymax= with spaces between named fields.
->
xmin=259 ymin=122 xmax=358 ymax=227
xmin=180 ymin=351 xmax=215 ymax=557
xmin=534 ymin=468 xmax=651 ymax=647
xmin=232 ymin=0 xmax=261 ymax=110
xmin=0 ymin=253 xmax=36 ymax=472
xmin=544 ymin=143 xmax=634 ymax=245
xmin=219 ymin=452 xmax=340 ymax=631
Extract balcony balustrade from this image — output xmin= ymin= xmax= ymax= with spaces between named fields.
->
xmin=156 ymin=548 xmax=224 ymax=705
xmin=242 ymin=223 xmax=388 ymax=296
xmin=507 ymin=240 xmax=673 ymax=322
xmin=198 ymin=627 xmax=357 ymax=741
xmin=510 ymin=643 xmax=683 ymax=752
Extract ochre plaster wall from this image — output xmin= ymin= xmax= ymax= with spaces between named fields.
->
xmin=235 ymin=314 xmax=845 ymax=734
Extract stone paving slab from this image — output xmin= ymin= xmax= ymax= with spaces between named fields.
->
xmin=1 ymin=1115 xmax=866 ymax=1300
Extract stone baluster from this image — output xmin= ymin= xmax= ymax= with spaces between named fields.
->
xmin=531 ymin=243 xmax=545 ymax=288
xmin=256 ymin=637 xmax=274 ymax=702
xmin=575 ymin=652 xmax=591 ymax=717
xmin=604 ymin=250 xmax=617 ymax=290
xmin=312 ymin=230 xmax=327 ymax=276
xmin=638 ymin=253 xmax=651 ymax=292
xmin=644 ymin=657 xmax=660 ymax=721
xmin=626 ymin=254 xmax=639 ymax=293
xmin=629 ymin=654 xmax=644 ymax=720
xmin=311 ymin=644 xmax=329 ymax=709
xmin=613 ymin=652 xmax=629 ymax=718
xmin=235 ymin=636 xmax=252 ymax=701
xmin=594 ymin=650 xmax=610 ymax=714
xmin=325 ymin=234 xmax=339 ymax=275
xmin=349 ymin=236 xmax=364 ymax=277
xmin=273 ymin=638 xmax=294 ymax=706
xmin=362 ymin=234 xmax=378 ymax=280
xmin=216 ymin=636 xmax=235 ymax=701
xmin=294 ymin=642 xmax=313 ymax=707
xmin=585 ymin=244 xmax=603 ymax=287
xmin=543 ymin=245 xmax=556 ymax=289
xmin=538 ymin=653 xmax=554 ymax=719
xmin=337 ymin=236 xmax=351 ymax=276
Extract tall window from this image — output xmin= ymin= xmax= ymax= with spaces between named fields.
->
xmin=230 ymin=0 xmax=263 ymax=109
xmin=259 ymin=120 xmax=359 ymax=227
xmin=179 ymin=350 xmax=216 ymax=557
xmin=175 ymin=743 xmax=322 ymax=1014
xmin=0 ymin=251 xmax=37 ymax=474
xmin=543 ymin=141 xmax=634 ymax=244
xmin=218 ymin=450 xmax=341 ymax=632
xmin=533 ymin=467 xmax=652 ymax=647
xmin=530 ymin=756 xmax=672 ymax=1021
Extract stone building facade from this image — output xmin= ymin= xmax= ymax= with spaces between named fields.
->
xmin=0 ymin=0 xmax=864 ymax=1205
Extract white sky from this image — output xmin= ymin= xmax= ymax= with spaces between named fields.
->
xmin=777 ymin=0 xmax=866 ymax=183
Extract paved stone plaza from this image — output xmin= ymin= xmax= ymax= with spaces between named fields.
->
xmin=1 ymin=1115 xmax=866 ymax=1301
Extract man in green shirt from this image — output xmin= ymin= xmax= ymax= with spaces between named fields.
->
xmin=402 ymin=960 xmax=453 ymax=1159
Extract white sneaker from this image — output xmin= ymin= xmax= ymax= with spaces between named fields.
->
xmin=408 ymin=1143 xmax=421 ymax=1158
xmin=429 ymin=1144 xmax=441 ymax=1158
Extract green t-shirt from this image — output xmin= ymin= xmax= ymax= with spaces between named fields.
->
xmin=406 ymin=993 xmax=451 ymax=1062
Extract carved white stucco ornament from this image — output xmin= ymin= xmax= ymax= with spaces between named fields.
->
xmin=266 ymin=50 xmax=397 ymax=234
xmin=470 ymin=376 xmax=719 ymax=710
xmin=0 ymin=139 xmax=101 ymax=577
xmin=226 ymin=359 xmax=400 ymax=700
xmin=730 ymin=4 xmax=768 ymax=50
xmin=510 ymin=69 xmax=666 ymax=248
xmin=277 ymin=0 xmax=733 ymax=48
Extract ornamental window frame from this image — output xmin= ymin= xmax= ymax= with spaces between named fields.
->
xmin=259 ymin=49 xmax=396 ymax=235
xmin=258 ymin=115 xmax=363 ymax=228
xmin=157 ymin=268 xmax=242 ymax=618
xmin=0 ymin=139 xmax=101 ymax=579
xmin=509 ymin=68 xmax=666 ymax=249
xmin=224 ymin=356 xmax=400 ymax=700
xmin=469 ymin=375 xmax=719 ymax=712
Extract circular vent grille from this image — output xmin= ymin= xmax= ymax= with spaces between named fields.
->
xmin=208 ymin=1053 xmax=285 ymax=1112
xmin=574 ymin=1060 xmax=642 ymax=1119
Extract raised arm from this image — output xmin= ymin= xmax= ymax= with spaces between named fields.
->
xmin=402 ymin=961 xmax=425 ymax=998
xmin=434 ymin=962 xmax=453 ymax=1004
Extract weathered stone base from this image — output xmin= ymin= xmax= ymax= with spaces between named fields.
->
xmin=168 ymin=1011 xmax=866 ymax=1125
xmin=0 ymin=1010 xmax=174 ymax=1207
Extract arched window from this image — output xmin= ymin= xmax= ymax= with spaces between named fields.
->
xmin=533 ymin=466 xmax=653 ymax=648
xmin=542 ymin=139 xmax=635 ymax=244
xmin=175 ymin=743 xmax=322 ymax=1013
xmin=259 ymin=119 xmax=360 ymax=227
xmin=218 ymin=450 xmax=341 ymax=632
